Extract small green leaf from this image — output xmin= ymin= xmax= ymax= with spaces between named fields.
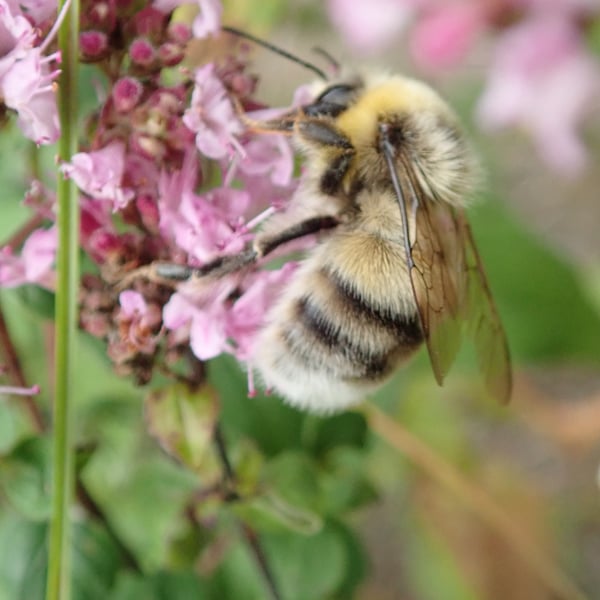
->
xmin=303 ymin=411 xmax=368 ymax=456
xmin=319 ymin=448 xmax=378 ymax=514
xmin=262 ymin=523 xmax=347 ymax=600
xmin=15 ymin=285 xmax=55 ymax=320
xmin=0 ymin=435 xmax=52 ymax=521
xmin=0 ymin=513 xmax=47 ymax=600
xmin=262 ymin=451 xmax=321 ymax=512
xmin=71 ymin=522 xmax=123 ymax=600
xmin=109 ymin=570 xmax=210 ymax=600
xmin=233 ymin=492 xmax=323 ymax=535
xmin=145 ymin=383 xmax=220 ymax=477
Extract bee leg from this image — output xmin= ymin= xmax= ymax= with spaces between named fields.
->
xmin=121 ymin=215 xmax=340 ymax=287
xmin=296 ymin=120 xmax=355 ymax=195
xmin=256 ymin=215 xmax=339 ymax=256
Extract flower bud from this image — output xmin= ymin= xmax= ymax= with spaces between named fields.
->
xmin=80 ymin=31 xmax=108 ymax=60
xmin=112 ymin=77 xmax=144 ymax=113
xmin=130 ymin=37 xmax=157 ymax=67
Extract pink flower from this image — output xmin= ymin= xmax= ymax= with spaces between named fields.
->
xmin=227 ymin=263 xmax=297 ymax=361
xmin=192 ymin=0 xmax=222 ymax=39
xmin=157 ymin=154 xmax=251 ymax=263
xmin=236 ymin=134 xmax=294 ymax=188
xmin=0 ymin=226 xmax=57 ymax=289
xmin=18 ymin=0 xmax=58 ymax=25
xmin=183 ymin=63 xmax=242 ymax=160
xmin=163 ymin=278 xmax=237 ymax=360
xmin=326 ymin=0 xmax=411 ymax=53
xmin=0 ymin=0 xmax=61 ymax=144
xmin=62 ymin=141 xmax=135 ymax=210
xmin=115 ymin=290 xmax=162 ymax=355
xmin=409 ymin=4 xmax=485 ymax=70
xmin=477 ymin=16 xmax=599 ymax=174
xmin=0 ymin=383 xmax=41 ymax=396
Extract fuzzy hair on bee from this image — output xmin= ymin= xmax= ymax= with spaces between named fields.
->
xmin=146 ymin=33 xmax=512 ymax=413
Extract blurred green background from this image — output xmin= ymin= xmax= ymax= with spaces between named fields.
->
xmin=1 ymin=1 xmax=600 ymax=599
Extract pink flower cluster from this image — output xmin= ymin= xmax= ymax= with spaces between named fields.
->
xmin=327 ymin=0 xmax=600 ymax=174
xmin=0 ymin=0 xmax=64 ymax=144
xmin=1 ymin=1 xmax=300 ymax=386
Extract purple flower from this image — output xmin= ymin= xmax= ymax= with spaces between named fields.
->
xmin=0 ymin=226 xmax=57 ymax=289
xmin=183 ymin=63 xmax=243 ymax=160
xmin=62 ymin=141 xmax=135 ymax=210
xmin=477 ymin=16 xmax=599 ymax=174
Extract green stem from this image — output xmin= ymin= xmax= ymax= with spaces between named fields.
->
xmin=46 ymin=2 xmax=80 ymax=600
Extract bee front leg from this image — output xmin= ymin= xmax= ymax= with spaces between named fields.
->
xmin=296 ymin=120 xmax=355 ymax=195
xmin=120 ymin=216 xmax=339 ymax=288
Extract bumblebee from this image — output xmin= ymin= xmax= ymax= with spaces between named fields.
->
xmin=155 ymin=36 xmax=512 ymax=413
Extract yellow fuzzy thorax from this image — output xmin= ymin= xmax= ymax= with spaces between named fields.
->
xmin=334 ymin=76 xmax=446 ymax=148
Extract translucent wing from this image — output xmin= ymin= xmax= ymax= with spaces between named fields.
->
xmin=394 ymin=159 xmax=512 ymax=404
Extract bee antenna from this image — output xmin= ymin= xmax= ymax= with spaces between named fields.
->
xmin=311 ymin=46 xmax=341 ymax=76
xmin=222 ymin=26 xmax=328 ymax=81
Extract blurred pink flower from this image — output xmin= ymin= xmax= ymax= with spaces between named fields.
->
xmin=18 ymin=0 xmax=58 ymax=25
xmin=0 ymin=226 xmax=57 ymax=289
xmin=327 ymin=0 xmax=411 ymax=53
xmin=477 ymin=16 xmax=599 ymax=174
xmin=192 ymin=0 xmax=222 ymax=38
xmin=183 ymin=63 xmax=242 ymax=160
xmin=0 ymin=383 xmax=41 ymax=396
xmin=62 ymin=141 xmax=135 ymax=210
xmin=409 ymin=3 xmax=485 ymax=70
xmin=0 ymin=0 xmax=61 ymax=144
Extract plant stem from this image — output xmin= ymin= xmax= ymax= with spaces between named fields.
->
xmin=362 ymin=402 xmax=586 ymax=600
xmin=0 ymin=301 xmax=45 ymax=432
xmin=212 ymin=423 xmax=282 ymax=600
xmin=46 ymin=2 xmax=80 ymax=600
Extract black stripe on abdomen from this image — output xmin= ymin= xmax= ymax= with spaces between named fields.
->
xmin=326 ymin=268 xmax=423 ymax=345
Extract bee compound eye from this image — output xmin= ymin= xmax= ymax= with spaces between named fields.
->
xmin=315 ymin=84 xmax=356 ymax=108
xmin=303 ymin=84 xmax=357 ymax=118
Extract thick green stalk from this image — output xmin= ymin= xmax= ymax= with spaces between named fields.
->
xmin=46 ymin=2 xmax=80 ymax=599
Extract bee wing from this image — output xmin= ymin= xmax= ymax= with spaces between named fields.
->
xmin=460 ymin=215 xmax=512 ymax=403
xmin=396 ymin=165 xmax=512 ymax=404
xmin=407 ymin=184 xmax=465 ymax=385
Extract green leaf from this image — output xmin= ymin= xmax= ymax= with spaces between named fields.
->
xmin=302 ymin=411 xmax=368 ymax=456
xmin=233 ymin=492 xmax=323 ymax=535
xmin=145 ymin=383 xmax=220 ymax=478
xmin=319 ymin=447 xmax=378 ymax=514
xmin=81 ymin=453 xmax=197 ymax=571
xmin=207 ymin=542 xmax=270 ymax=600
xmin=469 ymin=200 xmax=600 ymax=363
xmin=208 ymin=355 xmax=305 ymax=455
xmin=262 ymin=451 xmax=321 ymax=512
xmin=262 ymin=523 xmax=348 ymax=600
xmin=327 ymin=520 xmax=368 ymax=600
xmin=109 ymin=570 xmax=210 ymax=600
xmin=71 ymin=522 xmax=123 ymax=600
xmin=0 ymin=435 xmax=52 ymax=521
xmin=14 ymin=285 xmax=55 ymax=320
xmin=0 ymin=513 xmax=47 ymax=600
